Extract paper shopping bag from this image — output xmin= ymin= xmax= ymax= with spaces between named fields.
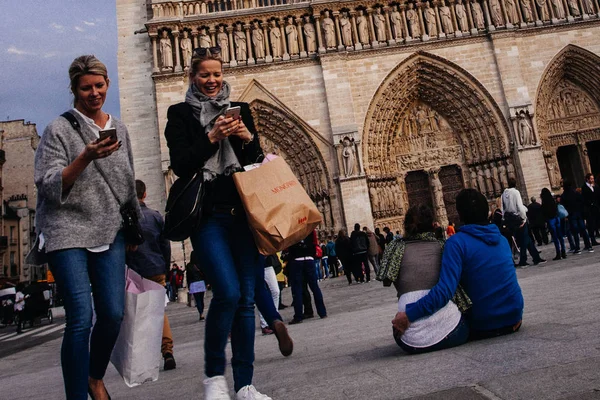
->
xmin=233 ymin=156 xmax=322 ymax=255
xmin=110 ymin=268 xmax=165 ymax=387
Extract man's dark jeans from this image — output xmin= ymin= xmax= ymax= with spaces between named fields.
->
xmin=515 ymin=222 xmax=542 ymax=264
xmin=288 ymin=259 xmax=326 ymax=321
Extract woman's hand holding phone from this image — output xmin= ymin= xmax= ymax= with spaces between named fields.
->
xmin=83 ymin=135 xmax=122 ymax=161
xmin=208 ymin=114 xmax=242 ymax=144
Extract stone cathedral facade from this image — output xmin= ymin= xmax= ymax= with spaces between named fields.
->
xmin=117 ymin=0 xmax=600 ymax=237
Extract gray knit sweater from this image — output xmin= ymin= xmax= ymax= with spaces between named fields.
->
xmin=34 ymin=110 xmax=137 ymax=253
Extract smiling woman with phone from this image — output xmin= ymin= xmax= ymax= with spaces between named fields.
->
xmin=32 ymin=55 xmax=137 ymax=400
xmin=164 ymin=46 xmax=276 ymax=400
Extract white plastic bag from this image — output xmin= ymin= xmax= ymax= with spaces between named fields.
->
xmin=110 ymin=269 xmax=165 ymax=387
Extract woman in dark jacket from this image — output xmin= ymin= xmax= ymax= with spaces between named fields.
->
xmin=164 ymin=47 xmax=271 ymax=399
xmin=540 ymin=188 xmax=566 ymax=260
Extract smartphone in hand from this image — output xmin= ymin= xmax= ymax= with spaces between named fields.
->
xmin=224 ymin=106 xmax=241 ymax=120
xmin=98 ymin=128 xmax=117 ymax=143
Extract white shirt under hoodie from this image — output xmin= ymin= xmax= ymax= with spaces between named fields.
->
xmin=501 ymin=187 xmax=528 ymax=220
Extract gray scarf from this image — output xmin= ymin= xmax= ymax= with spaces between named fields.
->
xmin=185 ymin=81 xmax=241 ymax=182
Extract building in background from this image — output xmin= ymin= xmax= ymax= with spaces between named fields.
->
xmin=0 ymin=120 xmax=40 ymax=282
xmin=116 ymin=0 xmax=600 ymax=263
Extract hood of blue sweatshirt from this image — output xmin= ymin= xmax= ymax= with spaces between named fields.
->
xmin=458 ymin=224 xmax=502 ymax=246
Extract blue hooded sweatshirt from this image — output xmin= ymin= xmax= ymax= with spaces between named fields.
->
xmin=405 ymin=224 xmax=524 ymax=331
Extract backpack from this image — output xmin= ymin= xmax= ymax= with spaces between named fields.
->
xmin=315 ymin=245 xmax=323 ymax=258
xmin=557 ymin=204 xmax=568 ymax=219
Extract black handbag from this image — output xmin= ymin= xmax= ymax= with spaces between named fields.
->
xmin=60 ymin=112 xmax=145 ymax=246
xmin=164 ymin=172 xmax=205 ymax=242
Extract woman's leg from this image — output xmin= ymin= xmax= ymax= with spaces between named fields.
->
xmin=193 ymin=292 xmax=205 ymax=318
xmin=191 ymin=215 xmax=241 ymax=381
xmin=256 ymin=266 xmax=282 ymax=329
xmin=547 ymin=218 xmax=561 ymax=256
xmin=87 ymin=232 xmax=126 ymax=381
xmin=47 ymin=248 xmax=93 ymax=400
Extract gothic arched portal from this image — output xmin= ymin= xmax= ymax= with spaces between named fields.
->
xmin=535 ymin=45 xmax=600 ymax=190
xmin=363 ymin=51 xmax=514 ymax=228
xmin=249 ymin=99 xmax=336 ymax=233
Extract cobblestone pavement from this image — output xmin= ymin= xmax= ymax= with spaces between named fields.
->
xmin=1 ymin=244 xmax=600 ymax=399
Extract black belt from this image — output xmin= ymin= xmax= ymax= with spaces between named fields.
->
xmin=211 ymin=205 xmax=242 ymax=216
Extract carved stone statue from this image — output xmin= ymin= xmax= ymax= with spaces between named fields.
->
xmin=490 ymin=0 xmax=505 ymax=25
xmin=406 ymin=3 xmax=421 ymax=38
xmin=551 ymin=0 xmax=566 ymax=18
xmin=567 ymin=0 xmax=581 ymax=16
xmin=217 ymin=26 xmax=230 ymax=63
xmin=505 ymin=0 xmax=521 ymax=23
xmin=390 ymin=5 xmax=404 ymax=39
xmin=518 ymin=115 xmax=534 ymax=146
xmin=472 ymin=1 xmax=486 ymax=29
xmin=374 ymin=8 xmax=387 ymax=42
xmin=199 ymin=28 xmax=211 ymax=48
xmin=159 ymin=30 xmax=173 ymax=71
xmin=303 ymin=16 xmax=317 ymax=53
xmin=455 ymin=0 xmax=469 ymax=31
xmin=357 ymin=10 xmax=370 ymax=43
xmin=439 ymin=1 xmax=455 ymax=34
xmin=251 ymin=22 xmax=265 ymax=59
xmin=180 ymin=30 xmax=192 ymax=69
xmin=340 ymin=11 xmax=353 ymax=46
xmin=545 ymin=154 xmax=561 ymax=188
xmin=322 ymin=11 xmax=336 ymax=48
xmin=286 ymin=17 xmax=299 ymax=55
xmin=424 ymin=2 xmax=438 ymax=36
xmin=536 ymin=0 xmax=550 ymax=20
xmin=370 ymin=184 xmax=381 ymax=211
xmin=521 ymin=0 xmax=534 ymax=21
xmin=270 ymin=20 xmax=282 ymax=58
xmin=582 ymin=0 xmax=594 ymax=14
xmin=342 ymin=138 xmax=356 ymax=177
xmin=498 ymin=162 xmax=509 ymax=188
xmin=233 ymin=24 xmax=247 ymax=62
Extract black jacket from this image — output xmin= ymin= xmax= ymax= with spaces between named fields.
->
xmin=286 ymin=232 xmax=317 ymax=259
xmin=335 ymin=236 xmax=352 ymax=261
xmin=561 ymin=188 xmax=585 ymax=217
xmin=164 ymin=101 xmax=263 ymax=208
xmin=350 ymin=230 xmax=369 ymax=254
xmin=581 ymin=184 xmax=598 ymax=218
xmin=526 ymin=201 xmax=545 ymax=227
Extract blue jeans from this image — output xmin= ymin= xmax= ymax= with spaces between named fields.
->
xmin=515 ymin=222 xmax=542 ymax=264
xmin=395 ymin=316 xmax=469 ymax=354
xmin=569 ymin=213 xmax=591 ymax=250
xmin=190 ymin=213 xmax=262 ymax=392
xmin=47 ymin=231 xmax=126 ymax=400
xmin=547 ymin=217 xmax=566 ymax=254
xmin=321 ymin=257 xmax=329 ymax=278
xmin=314 ymin=259 xmax=322 ymax=280
xmin=255 ymin=264 xmax=282 ymax=329
xmin=288 ymin=259 xmax=327 ymax=321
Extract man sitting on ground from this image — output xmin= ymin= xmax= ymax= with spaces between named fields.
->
xmin=392 ymin=188 xmax=524 ymax=341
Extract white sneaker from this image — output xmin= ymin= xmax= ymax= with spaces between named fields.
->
xmin=235 ymin=385 xmax=272 ymax=400
xmin=204 ymin=375 xmax=231 ymax=400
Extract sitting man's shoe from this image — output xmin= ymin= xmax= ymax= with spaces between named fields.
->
xmin=261 ymin=327 xmax=274 ymax=335
xmin=272 ymin=319 xmax=293 ymax=357
xmin=163 ymin=353 xmax=176 ymax=371
xmin=288 ymin=318 xmax=303 ymax=325
xmin=235 ymin=385 xmax=272 ymax=400
xmin=204 ymin=375 xmax=231 ymax=400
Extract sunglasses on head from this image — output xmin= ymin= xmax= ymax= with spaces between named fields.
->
xmin=193 ymin=46 xmax=222 ymax=57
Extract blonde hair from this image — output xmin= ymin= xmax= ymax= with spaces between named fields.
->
xmin=189 ymin=48 xmax=223 ymax=78
xmin=68 ymin=55 xmax=109 ymax=103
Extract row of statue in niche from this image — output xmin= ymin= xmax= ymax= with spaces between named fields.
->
xmin=369 ymin=180 xmax=407 ymax=218
xmin=153 ymin=0 xmax=597 ymax=71
xmin=469 ymin=159 xmax=516 ymax=199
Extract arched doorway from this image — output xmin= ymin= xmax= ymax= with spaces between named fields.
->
xmin=536 ymin=45 xmax=600 ymax=190
xmin=249 ymin=100 xmax=336 ymax=234
xmin=363 ymin=51 xmax=513 ymax=230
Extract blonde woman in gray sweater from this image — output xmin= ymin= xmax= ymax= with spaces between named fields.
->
xmin=33 ymin=55 xmax=137 ymax=400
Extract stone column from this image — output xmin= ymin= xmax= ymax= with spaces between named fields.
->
xmin=518 ymin=0 xmax=529 ymax=25
xmin=578 ymin=141 xmax=592 ymax=176
xmin=297 ymin=19 xmax=307 ymax=57
xmin=244 ymin=24 xmax=255 ymax=64
xmin=280 ymin=23 xmax=290 ymax=60
xmin=334 ymin=12 xmax=345 ymax=50
xmin=227 ymin=26 xmax=238 ymax=67
xmin=315 ymin=14 xmax=326 ymax=53
xmin=563 ymin=0 xmax=575 ymax=21
xmin=501 ymin=0 xmax=514 ymax=27
xmin=350 ymin=11 xmax=363 ymax=50
xmin=579 ymin=0 xmax=591 ymax=19
xmin=209 ymin=27 xmax=217 ymax=46
xmin=367 ymin=8 xmax=379 ymax=47
xmin=482 ymin=0 xmax=496 ymax=30
xmin=192 ymin=30 xmax=199 ymax=48
xmin=435 ymin=1 xmax=447 ymax=38
xmin=401 ymin=4 xmax=413 ymax=41
xmin=417 ymin=3 xmax=428 ymax=40
xmin=151 ymin=34 xmax=160 ymax=73
xmin=384 ymin=7 xmax=396 ymax=45
xmin=547 ymin=0 xmax=558 ymax=23
xmin=531 ymin=0 xmax=544 ymax=24
xmin=173 ymin=30 xmax=182 ymax=72
xmin=261 ymin=22 xmax=273 ymax=63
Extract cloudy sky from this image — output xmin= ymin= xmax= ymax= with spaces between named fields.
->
xmin=0 ymin=0 xmax=119 ymax=134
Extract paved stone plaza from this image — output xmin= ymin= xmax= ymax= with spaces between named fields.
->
xmin=1 ymin=244 xmax=600 ymax=399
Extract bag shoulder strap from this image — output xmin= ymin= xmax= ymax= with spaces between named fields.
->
xmin=60 ymin=111 xmax=123 ymax=207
